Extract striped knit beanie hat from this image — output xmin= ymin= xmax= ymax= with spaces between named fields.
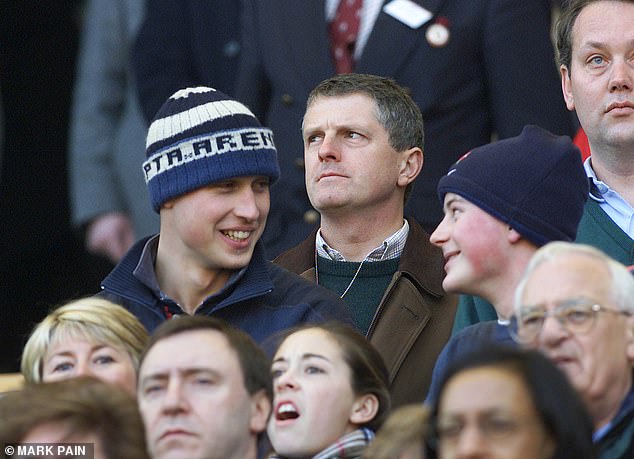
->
xmin=142 ymin=87 xmax=280 ymax=212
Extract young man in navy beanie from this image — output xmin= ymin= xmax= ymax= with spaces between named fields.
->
xmin=425 ymin=124 xmax=589 ymax=401
xmin=98 ymin=87 xmax=352 ymax=343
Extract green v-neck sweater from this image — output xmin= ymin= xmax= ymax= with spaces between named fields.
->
xmin=316 ymin=256 xmax=400 ymax=334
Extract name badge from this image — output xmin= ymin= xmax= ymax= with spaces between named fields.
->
xmin=383 ymin=0 xmax=432 ymax=29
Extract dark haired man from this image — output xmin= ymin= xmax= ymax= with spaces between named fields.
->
xmin=137 ymin=315 xmax=272 ymax=459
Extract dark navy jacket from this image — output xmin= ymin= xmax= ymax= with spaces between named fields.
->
xmin=99 ymin=237 xmax=353 ymax=344
xmin=426 ymin=320 xmax=517 ymax=403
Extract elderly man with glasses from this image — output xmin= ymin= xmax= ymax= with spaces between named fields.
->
xmin=512 ymin=241 xmax=634 ymax=459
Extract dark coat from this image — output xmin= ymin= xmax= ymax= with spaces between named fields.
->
xmin=132 ymin=0 xmax=242 ymax=122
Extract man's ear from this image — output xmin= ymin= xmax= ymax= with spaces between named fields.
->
xmin=348 ymin=393 xmax=379 ymax=426
xmin=561 ymin=65 xmax=576 ymax=112
xmin=397 ymin=147 xmax=423 ymax=187
xmin=507 ymin=227 xmax=522 ymax=244
xmin=249 ymin=390 xmax=272 ymax=434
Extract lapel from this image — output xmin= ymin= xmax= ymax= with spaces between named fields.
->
xmin=358 ymin=0 xmax=445 ymax=76
xmin=278 ymin=0 xmax=336 ymax=82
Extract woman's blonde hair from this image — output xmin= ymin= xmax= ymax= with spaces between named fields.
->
xmin=21 ymin=297 xmax=149 ymax=383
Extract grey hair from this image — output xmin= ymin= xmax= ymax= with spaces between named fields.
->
xmin=514 ymin=241 xmax=634 ymax=314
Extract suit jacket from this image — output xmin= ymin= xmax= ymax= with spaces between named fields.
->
xmin=133 ymin=0 xmax=242 ymax=122
xmin=236 ymin=0 xmax=574 ymax=258
xmin=274 ymin=218 xmax=458 ymax=406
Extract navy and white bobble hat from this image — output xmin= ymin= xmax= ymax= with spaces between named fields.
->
xmin=437 ymin=125 xmax=589 ymax=247
xmin=143 ymin=87 xmax=280 ymax=212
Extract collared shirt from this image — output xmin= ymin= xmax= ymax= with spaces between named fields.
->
xmin=585 ymin=158 xmax=634 ymax=238
xmin=325 ymin=0 xmax=384 ymax=60
xmin=132 ymin=235 xmax=246 ymax=313
xmin=316 ymin=219 xmax=409 ymax=261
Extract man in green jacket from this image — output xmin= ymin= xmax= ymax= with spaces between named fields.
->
xmin=558 ymin=0 xmax=634 ymax=265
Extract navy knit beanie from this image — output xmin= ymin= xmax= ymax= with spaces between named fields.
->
xmin=437 ymin=125 xmax=588 ymax=247
xmin=143 ymin=87 xmax=280 ymax=212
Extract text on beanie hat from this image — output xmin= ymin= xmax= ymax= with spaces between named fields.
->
xmin=143 ymin=87 xmax=280 ymax=212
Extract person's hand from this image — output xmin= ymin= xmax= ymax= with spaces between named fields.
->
xmin=86 ymin=212 xmax=136 ymax=264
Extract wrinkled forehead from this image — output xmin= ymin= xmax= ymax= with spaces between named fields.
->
xmin=521 ymin=255 xmax=612 ymax=306
xmin=140 ymin=330 xmax=242 ymax=377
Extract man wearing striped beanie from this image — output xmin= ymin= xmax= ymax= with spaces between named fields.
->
xmin=98 ymin=87 xmax=352 ymax=341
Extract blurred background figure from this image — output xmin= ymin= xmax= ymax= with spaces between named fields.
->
xmin=0 ymin=377 xmax=150 ymax=459
xmin=362 ymin=404 xmax=431 ymax=459
xmin=132 ymin=0 xmax=242 ymax=122
xmin=267 ymin=322 xmax=391 ymax=458
xmin=68 ymin=0 xmax=158 ymax=265
xmin=428 ymin=346 xmax=596 ymax=459
xmin=21 ymin=297 xmax=149 ymax=395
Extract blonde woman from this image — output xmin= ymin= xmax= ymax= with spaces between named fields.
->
xmin=21 ymin=297 xmax=148 ymax=394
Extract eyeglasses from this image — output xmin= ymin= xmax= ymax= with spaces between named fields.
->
xmin=509 ymin=299 xmax=632 ymax=344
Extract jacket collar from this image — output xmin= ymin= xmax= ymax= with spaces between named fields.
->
xmin=102 ymin=237 xmax=274 ymax=310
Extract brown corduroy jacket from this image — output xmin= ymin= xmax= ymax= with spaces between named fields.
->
xmin=274 ymin=218 xmax=458 ymax=406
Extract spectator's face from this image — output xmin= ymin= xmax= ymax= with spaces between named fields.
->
xmin=268 ymin=328 xmax=374 ymax=458
xmin=561 ymin=1 xmax=634 ymax=152
xmin=518 ymin=254 xmax=634 ymax=423
xmin=22 ymin=422 xmax=106 ymax=459
xmin=160 ymin=176 xmax=270 ymax=271
xmin=43 ymin=336 xmax=136 ymax=395
xmin=437 ymin=367 xmax=554 ymax=459
xmin=431 ymin=193 xmax=513 ymax=300
xmin=138 ymin=330 xmax=269 ymax=459
xmin=303 ymin=94 xmax=418 ymax=216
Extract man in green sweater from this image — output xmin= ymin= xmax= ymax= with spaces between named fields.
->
xmin=558 ymin=0 xmax=634 ymax=265
xmin=274 ymin=73 xmax=458 ymax=406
